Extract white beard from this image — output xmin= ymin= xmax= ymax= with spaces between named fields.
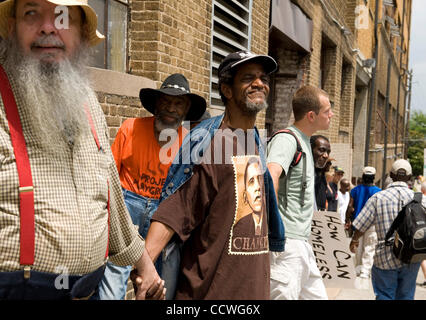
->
xmin=1 ymin=34 xmax=93 ymax=157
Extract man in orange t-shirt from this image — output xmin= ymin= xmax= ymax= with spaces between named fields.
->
xmin=96 ymin=74 xmax=206 ymax=300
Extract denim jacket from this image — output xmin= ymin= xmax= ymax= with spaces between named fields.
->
xmin=159 ymin=114 xmax=285 ymax=252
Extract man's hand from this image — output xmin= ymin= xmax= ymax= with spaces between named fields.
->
xmin=344 ymin=220 xmax=352 ymax=230
xmin=344 ymin=197 xmax=354 ymax=230
xmin=349 ymin=230 xmax=363 ymax=253
xmin=130 ymin=269 xmax=166 ymax=300
xmin=129 ymin=221 xmax=175 ymax=300
xmin=130 ymin=248 xmax=166 ymax=300
xmin=349 ymin=239 xmax=359 ymax=253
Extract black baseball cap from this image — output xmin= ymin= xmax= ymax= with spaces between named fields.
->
xmin=218 ymin=51 xmax=278 ymax=77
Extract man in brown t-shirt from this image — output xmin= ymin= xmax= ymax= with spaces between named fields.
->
xmin=143 ymin=51 xmax=278 ymax=299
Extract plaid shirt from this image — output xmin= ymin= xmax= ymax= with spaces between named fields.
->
xmin=0 ymin=66 xmax=144 ymax=275
xmin=353 ymin=181 xmax=426 ymax=270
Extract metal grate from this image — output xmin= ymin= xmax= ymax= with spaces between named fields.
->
xmin=210 ymin=0 xmax=253 ymax=111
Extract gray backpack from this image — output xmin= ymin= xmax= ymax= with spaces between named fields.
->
xmin=385 ymin=192 xmax=426 ymax=264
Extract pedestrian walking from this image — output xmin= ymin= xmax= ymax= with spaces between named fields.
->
xmin=350 ymin=159 xmax=426 ymax=300
xmin=345 ymin=166 xmax=381 ymax=278
xmin=267 ymin=85 xmax=333 ymax=300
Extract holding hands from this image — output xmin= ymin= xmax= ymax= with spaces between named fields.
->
xmin=131 ymin=249 xmax=166 ymax=300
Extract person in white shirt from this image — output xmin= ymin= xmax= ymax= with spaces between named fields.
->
xmin=337 ymin=178 xmax=351 ymax=222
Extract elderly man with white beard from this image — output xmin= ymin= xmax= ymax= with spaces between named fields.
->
xmin=0 ymin=0 xmax=164 ymax=300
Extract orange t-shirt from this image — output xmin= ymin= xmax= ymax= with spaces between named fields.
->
xmin=111 ymin=117 xmax=187 ymax=199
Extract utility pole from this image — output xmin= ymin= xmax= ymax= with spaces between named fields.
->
xmin=364 ymin=0 xmax=380 ymax=166
xmin=395 ymin=0 xmax=406 ymax=159
xmin=382 ymin=58 xmax=392 ymax=189
xmin=404 ymin=70 xmax=413 ymax=158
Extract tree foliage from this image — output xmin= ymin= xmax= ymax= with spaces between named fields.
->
xmin=407 ymin=111 xmax=426 ymax=176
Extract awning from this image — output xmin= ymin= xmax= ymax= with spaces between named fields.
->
xmin=270 ymin=0 xmax=312 ymax=53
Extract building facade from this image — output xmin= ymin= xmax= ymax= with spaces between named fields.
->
xmin=84 ymin=0 xmax=411 ymax=183
xmin=360 ymin=0 xmax=412 ymax=187
xmin=268 ymin=0 xmax=358 ymax=180
xmin=267 ymin=0 xmax=412 ymax=185
xmin=86 ymin=0 xmax=272 ymax=147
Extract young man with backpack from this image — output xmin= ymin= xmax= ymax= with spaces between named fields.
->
xmin=267 ymin=85 xmax=333 ymax=300
xmin=350 ymin=159 xmax=426 ymax=300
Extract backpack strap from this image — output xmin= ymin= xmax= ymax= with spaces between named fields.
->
xmin=384 ymin=191 xmax=414 ymax=246
xmin=413 ymin=192 xmax=423 ymax=204
xmin=269 ymin=128 xmax=307 ymax=208
xmin=385 ymin=208 xmax=406 ymax=245
xmin=269 ymin=129 xmax=304 ymax=167
xmin=300 ymin=152 xmax=307 ymax=207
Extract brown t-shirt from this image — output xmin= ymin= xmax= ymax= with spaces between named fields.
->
xmin=152 ymin=123 xmax=270 ymax=299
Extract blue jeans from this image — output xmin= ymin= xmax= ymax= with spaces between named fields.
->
xmin=371 ymin=263 xmax=421 ymax=300
xmin=0 ymin=264 xmax=106 ymax=300
xmin=95 ymin=189 xmax=180 ymax=300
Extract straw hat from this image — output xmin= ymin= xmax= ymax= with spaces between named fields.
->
xmin=0 ymin=0 xmax=104 ymax=47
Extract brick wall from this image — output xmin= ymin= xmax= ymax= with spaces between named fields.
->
xmin=251 ymin=0 xmax=271 ymax=55
xmin=109 ymin=0 xmax=271 ymax=133
xmin=252 ymin=0 xmax=272 ymax=130
xmin=95 ymin=0 xmax=271 ymax=142
xmin=91 ymin=0 xmax=411 ymax=180
xmin=339 ymin=62 xmax=355 ymax=143
xmin=129 ymin=0 xmax=211 ymax=98
xmin=97 ymin=92 xmax=152 ymax=145
xmin=330 ymin=143 xmax=353 ymax=181
xmin=268 ymin=48 xmax=307 ymax=133
xmin=283 ymin=0 xmax=358 ymax=178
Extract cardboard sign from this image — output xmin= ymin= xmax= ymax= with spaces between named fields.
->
xmin=309 ymin=210 xmax=356 ymax=288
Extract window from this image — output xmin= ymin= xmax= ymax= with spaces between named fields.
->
xmin=376 ymin=93 xmax=386 ymax=144
xmin=210 ymin=0 xmax=253 ymax=110
xmin=340 ymin=61 xmax=352 ymax=129
xmin=88 ymin=0 xmax=128 ymax=72
xmin=320 ymin=34 xmax=336 ymax=91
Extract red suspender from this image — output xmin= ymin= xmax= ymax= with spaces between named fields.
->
xmin=0 ymin=65 xmax=35 ymax=267
xmin=106 ymin=182 xmax=110 ymax=259
xmin=84 ymin=104 xmax=102 ymax=151
xmin=0 ymin=66 xmax=110 ymax=272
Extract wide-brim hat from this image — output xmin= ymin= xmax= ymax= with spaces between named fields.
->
xmin=139 ymin=73 xmax=207 ymax=121
xmin=0 ymin=0 xmax=104 ymax=47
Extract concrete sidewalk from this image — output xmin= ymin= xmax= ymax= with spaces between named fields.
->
xmin=327 ymin=268 xmax=426 ymax=300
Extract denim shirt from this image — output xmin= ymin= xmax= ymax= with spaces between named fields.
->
xmin=159 ymin=114 xmax=285 ymax=252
